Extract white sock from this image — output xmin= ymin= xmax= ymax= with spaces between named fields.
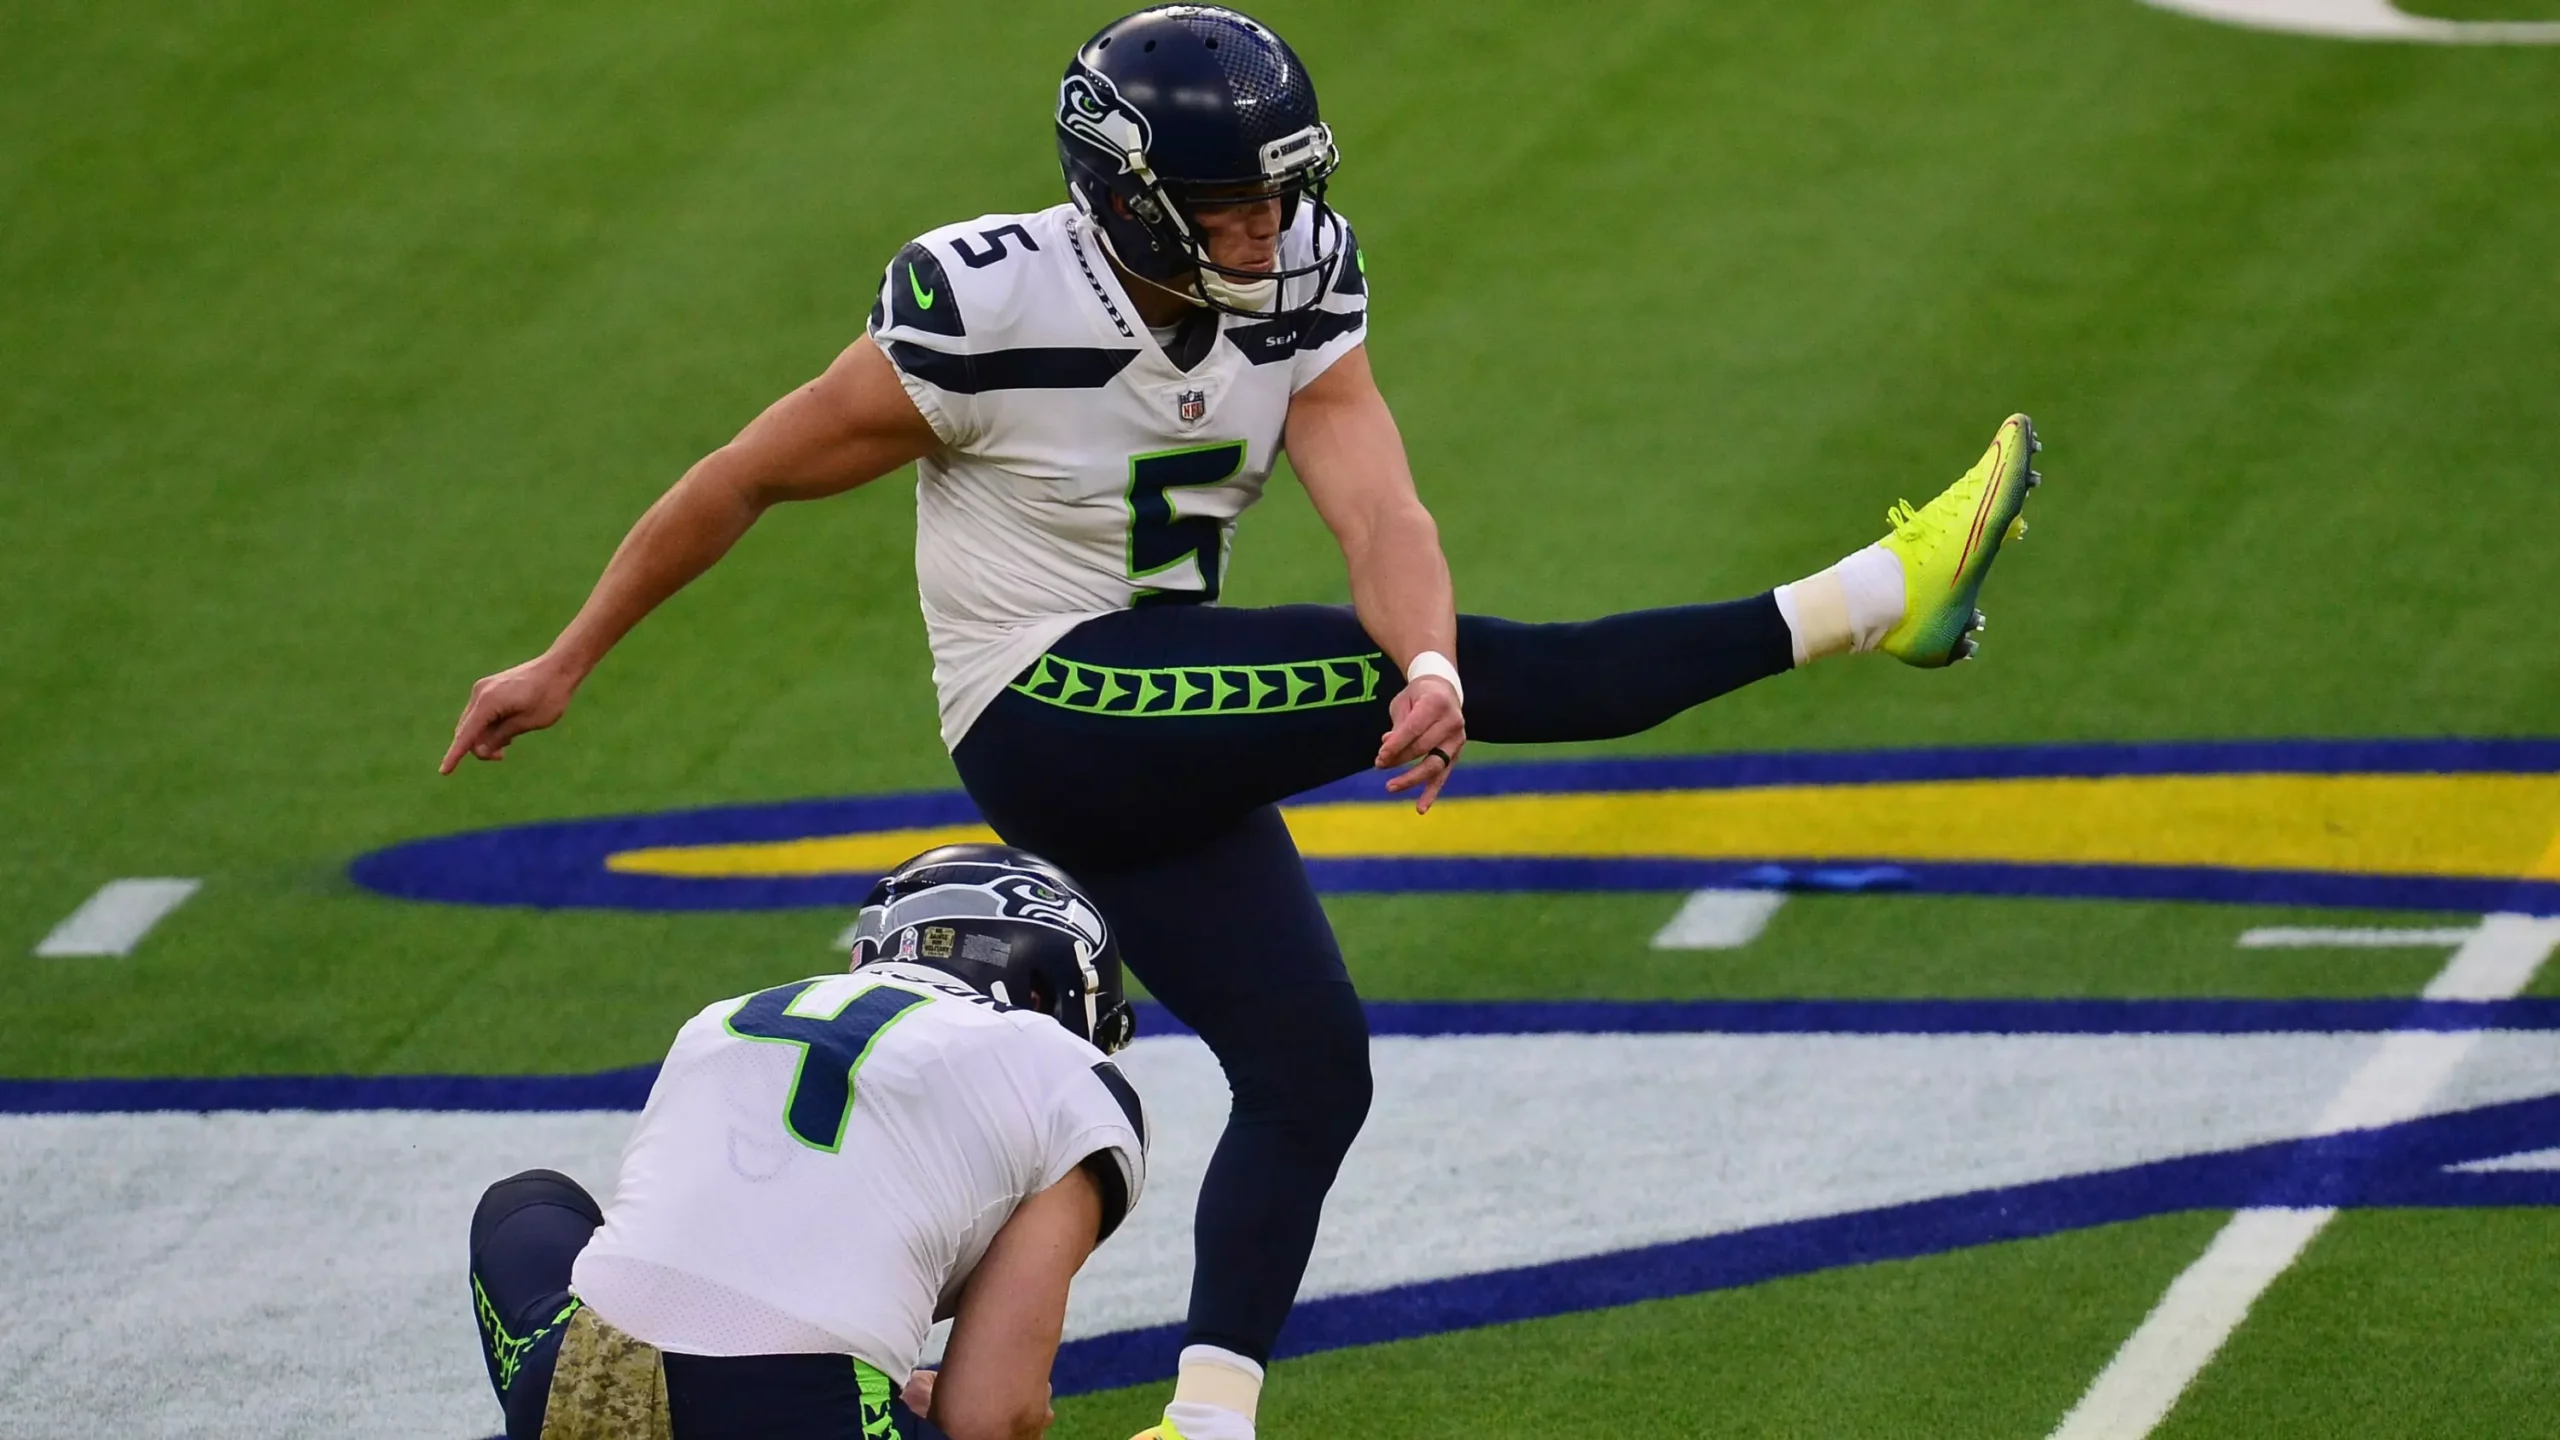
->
xmin=1162 ymin=1345 xmax=1262 ymax=1440
xmin=1773 ymin=544 xmax=1905 ymax=665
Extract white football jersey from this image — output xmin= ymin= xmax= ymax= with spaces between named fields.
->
xmin=569 ymin=962 xmax=1148 ymax=1383
xmin=868 ymin=200 xmax=1370 ymax=747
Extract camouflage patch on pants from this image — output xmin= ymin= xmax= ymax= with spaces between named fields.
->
xmin=538 ymin=1307 xmax=672 ymax=1440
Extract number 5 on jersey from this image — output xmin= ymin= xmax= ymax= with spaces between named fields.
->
xmin=1127 ymin=440 xmax=1247 ymax=606
xmin=726 ymin=979 xmax=931 ymax=1152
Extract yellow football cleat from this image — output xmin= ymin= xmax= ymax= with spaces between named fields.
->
xmin=1877 ymin=414 xmax=2041 ymax=667
xmin=1126 ymin=1427 xmax=1187 ymax=1440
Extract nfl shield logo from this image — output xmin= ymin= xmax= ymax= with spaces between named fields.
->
xmin=1177 ymin=388 xmax=1207 ymax=424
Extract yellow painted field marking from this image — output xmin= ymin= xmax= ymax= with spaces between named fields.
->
xmin=605 ymin=773 xmax=2560 ymax=883
xmin=2527 ymin=823 xmax=2560 ymax=881
xmin=612 ymin=822 xmax=1001 ymax=878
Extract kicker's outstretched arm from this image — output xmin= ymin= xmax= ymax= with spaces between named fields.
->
xmin=440 ymin=336 xmax=939 ymax=773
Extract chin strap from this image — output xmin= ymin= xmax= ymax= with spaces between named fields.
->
xmin=1075 ymin=943 xmax=1105 ymax=1043
xmin=1132 ymin=265 xmax=1212 ymax=310
xmin=1199 ymin=271 xmax=1277 ymax=311
xmin=1084 ymin=211 xmax=1210 ymax=310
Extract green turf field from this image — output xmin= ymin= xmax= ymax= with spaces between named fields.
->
xmin=6 ymin=0 xmax=2559 ymax=1434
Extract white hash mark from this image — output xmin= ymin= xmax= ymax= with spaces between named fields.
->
xmin=34 ymin=879 xmax=203 ymax=958
xmin=1650 ymin=889 xmax=1788 ymax=950
xmin=2235 ymin=926 xmax=2478 ymax=949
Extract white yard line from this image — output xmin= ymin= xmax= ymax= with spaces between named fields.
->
xmin=2235 ymin=925 xmax=2478 ymax=949
xmin=2141 ymin=0 xmax=2560 ymax=45
xmin=33 ymin=880 xmax=202 ymax=958
xmin=2047 ymin=910 xmax=2560 ymax=1440
xmin=1650 ymin=889 xmax=1788 ymax=950
xmin=2446 ymin=1147 xmax=2560 ymax=1174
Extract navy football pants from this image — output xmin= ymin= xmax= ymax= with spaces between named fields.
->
xmin=951 ymin=596 xmax=1792 ymax=1360
xmin=470 ymin=1169 xmax=949 ymax=1439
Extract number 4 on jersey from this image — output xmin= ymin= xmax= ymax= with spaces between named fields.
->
xmin=1127 ymin=440 xmax=1246 ymax=606
xmin=726 ymin=980 xmax=931 ymax=1152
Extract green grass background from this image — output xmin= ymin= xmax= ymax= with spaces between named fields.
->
xmin=4 ymin=0 xmax=2557 ymax=1433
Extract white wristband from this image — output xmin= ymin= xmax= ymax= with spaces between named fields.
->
xmin=1403 ymin=650 xmax=1464 ymax=707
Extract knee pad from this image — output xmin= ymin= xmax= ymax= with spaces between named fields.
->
xmin=470 ymin=1168 xmax=603 ymax=1259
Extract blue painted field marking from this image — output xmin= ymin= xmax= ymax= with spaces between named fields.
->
xmin=1051 ymin=1090 xmax=2560 ymax=1395
xmin=0 ymin=1068 xmax=658 ymax=1115
xmin=15 ymin=996 xmax=2560 ymax=1115
xmin=19 ymin=993 xmax=2560 ymax=1417
xmin=346 ymin=738 xmax=2560 ymax=916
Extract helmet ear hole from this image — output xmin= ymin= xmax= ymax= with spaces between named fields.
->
xmin=1098 ymin=1007 xmax=1136 ymax=1055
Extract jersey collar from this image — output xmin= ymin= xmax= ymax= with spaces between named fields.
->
xmin=1064 ymin=212 xmax=1146 ymax=347
xmin=1068 ymin=212 xmax=1227 ymax=375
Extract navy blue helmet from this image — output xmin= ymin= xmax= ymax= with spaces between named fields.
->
xmin=846 ymin=843 xmax=1136 ymax=1054
xmin=1056 ymin=5 xmax=1344 ymax=316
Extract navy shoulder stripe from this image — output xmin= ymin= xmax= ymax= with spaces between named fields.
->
xmin=1077 ymin=1148 xmax=1133 ymax=1244
xmin=888 ymin=242 xmax=962 ymax=338
xmin=1091 ymin=1060 xmax=1147 ymax=1149
xmin=884 ymin=342 xmax=1139 ymax=394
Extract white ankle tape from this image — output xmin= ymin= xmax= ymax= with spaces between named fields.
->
xmin=1174 ymin=1346 xmax=1264 ymax=1422
xmin=1775 ymin=572 xmax=1854 ymax=665
xmin=1836 ymin=544 xmax=1907 ymax=651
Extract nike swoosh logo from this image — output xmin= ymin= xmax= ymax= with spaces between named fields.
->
xmin=909 ymin=265 xmax=936 ymax=310
xmin=1950 ymin=437 xmax=2008 ymax=587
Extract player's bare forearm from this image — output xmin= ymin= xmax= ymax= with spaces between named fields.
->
xmin=1284 ymin=346 xmax=1456 ymax=670
xmin=1285 ymin=345 xmax=1468 ymax=809
xmin=1337 ymin=501 xmax=1456 ymax=675
xmin=440 ymin=336 xmax=938 ymax=773
xmin=552 ymin=336 xmax=938 ymax=678
xmin=929 ymin=1168 xmax=1103 ymax=1440
xmin=543 ymin=458 xmax=764 ymax=681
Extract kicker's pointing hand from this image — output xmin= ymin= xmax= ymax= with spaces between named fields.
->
xmin=440 ymin=654 xmax=580 ymax=774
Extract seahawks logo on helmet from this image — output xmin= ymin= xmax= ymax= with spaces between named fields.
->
xmin=989 ymin=874 xmax=1109 ymax=955
xmin=852 ymin=875 xmax=1103 ymax=957
xmin=1058 ymin=68 xmax=1151 ymax=174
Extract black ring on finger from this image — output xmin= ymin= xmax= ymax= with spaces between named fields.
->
xmin=1426 ymin=746 xmax=1454 ymax=768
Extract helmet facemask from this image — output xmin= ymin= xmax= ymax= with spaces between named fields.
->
xmin=1132 ymin=123 xmax=1342 ymax=315
xmin=1056 ymin=30 xmax=1347 ymax=319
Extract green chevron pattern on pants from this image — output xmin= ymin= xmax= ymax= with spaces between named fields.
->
xmin=1009 ymin=651 xmax=1386 ymax=717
